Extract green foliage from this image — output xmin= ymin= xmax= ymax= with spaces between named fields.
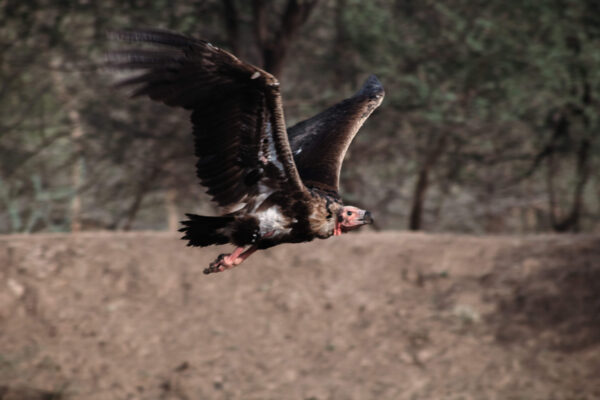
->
xmin=1 ymin=0 xmax=599 ymax=233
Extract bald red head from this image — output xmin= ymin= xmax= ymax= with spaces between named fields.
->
xmin=334 ymin=206 xmax=373 ymax=235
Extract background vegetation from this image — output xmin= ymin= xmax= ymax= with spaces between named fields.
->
xmin=2 ymin=0 xmax=599 ymax=234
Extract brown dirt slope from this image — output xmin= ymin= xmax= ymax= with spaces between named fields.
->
xmin=0 ymin=232 xmax=599 ymax=400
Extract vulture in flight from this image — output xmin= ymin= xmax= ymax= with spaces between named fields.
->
xmin=109 ymin=29 xmax=384 ymax=274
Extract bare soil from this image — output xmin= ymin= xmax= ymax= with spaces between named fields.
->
xmin=0 ymin=231 xmax=599 ymax=400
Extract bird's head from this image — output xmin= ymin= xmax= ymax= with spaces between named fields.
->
xmin=334 ymin=206 xmax=373 ymax=236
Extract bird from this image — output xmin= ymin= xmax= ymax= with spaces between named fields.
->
xmin=108 ymin=29 xmax=384 ymax=274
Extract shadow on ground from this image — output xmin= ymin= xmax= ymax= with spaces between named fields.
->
xmin=488 ymin=238 xmax=600 ymax=351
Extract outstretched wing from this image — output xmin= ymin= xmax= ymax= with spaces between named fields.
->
xmin=108 ymin=29 xmax=305 ymax=211
xmin=287 ymin=75 xmax=384 ymax=193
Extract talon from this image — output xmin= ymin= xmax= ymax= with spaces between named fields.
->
xmin=203 ymin=246 xmax=257 ymax=275
xmin=203 ymin=265 xmax=215 ymax=274
xmin=205 ymin=252 xmax=236 ymax=274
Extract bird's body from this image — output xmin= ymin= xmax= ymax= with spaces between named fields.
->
xmin=109 ymin=29 xmax=383 ymax=274
xmin=185 ymin=187 xmax=337 ymax=248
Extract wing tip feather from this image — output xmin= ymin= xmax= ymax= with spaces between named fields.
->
xmin=355 ymin=74 xmax=385 ymax=99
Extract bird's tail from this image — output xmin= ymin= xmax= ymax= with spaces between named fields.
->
xmin=179 ymin=213 xmax=233 ymax=247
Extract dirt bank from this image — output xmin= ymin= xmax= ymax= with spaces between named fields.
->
xmin=1 ymin=232 xmax=599 ymax=399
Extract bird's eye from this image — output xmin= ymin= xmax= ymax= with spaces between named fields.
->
xmin=346 ymin=211 xmax=352 ymax=216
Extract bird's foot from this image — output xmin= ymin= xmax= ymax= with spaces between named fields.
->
xmin=203 ymin=246 xmax=258 ymax=275
xmin=203 ymin=253 xmax=244 ymax=274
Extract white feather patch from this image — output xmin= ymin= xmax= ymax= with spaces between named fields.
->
xmin=256 ymin=207 xmax=291 ymax=237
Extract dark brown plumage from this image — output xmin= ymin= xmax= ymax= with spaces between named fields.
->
xmin=288 ymin=75 xmax=385 ymax=192
xmin=108 ymin=29 xmax=384 ymax=274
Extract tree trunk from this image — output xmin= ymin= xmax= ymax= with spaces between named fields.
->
xmin=408 ymin=134 xmax=448 ymax=231
xmin=165 ymin=188 xmax=180 ymax=232
xmin=121 ymin=168 xmax=160 ymax=231
xmin=550 ymin=139 xmax=590 ymax=232
xmin=546 ymin=150 xmax=559 ymax=227
xmin=408 ymin=168 xmax=429 ymax=231
xmin=68 ymin=109 xmax=84 ymax=232
xmin=548 ymin=35 xmax=593 ymax=232
xmin=252 ymin=0 xmax=319 ymax=78
xmin=222 ymin=0 xmax=240 ymax=55
xmin=52 ymin=65 xmax=84 ymax=232
xmin=332 ymin=0 xmax=351 ymax=89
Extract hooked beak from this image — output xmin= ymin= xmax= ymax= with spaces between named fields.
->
xmin=339 ymin=209 xmax=374 ymax=233
xmin=361 ymin=210 xmax=374 ymax=225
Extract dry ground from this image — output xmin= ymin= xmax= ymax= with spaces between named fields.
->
xmin=0 ymin=231 xmax=599 ymax=400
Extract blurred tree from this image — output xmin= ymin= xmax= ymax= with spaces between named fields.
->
xmin=336 ymin=0 xmax=600 ymax=232
xmin=1 ymin=0 xmax=599 ymax=234
xmin=505 ymin=0 xmax=600 ymax=232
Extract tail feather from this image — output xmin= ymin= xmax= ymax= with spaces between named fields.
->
xmin=179 ymin=213 xmax=233 ymax=247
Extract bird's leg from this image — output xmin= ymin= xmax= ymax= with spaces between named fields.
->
xmin=234 ymin=245 xmax=258 ymax=264
xmin=204 ymin=245 xmax=259 ymax=275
